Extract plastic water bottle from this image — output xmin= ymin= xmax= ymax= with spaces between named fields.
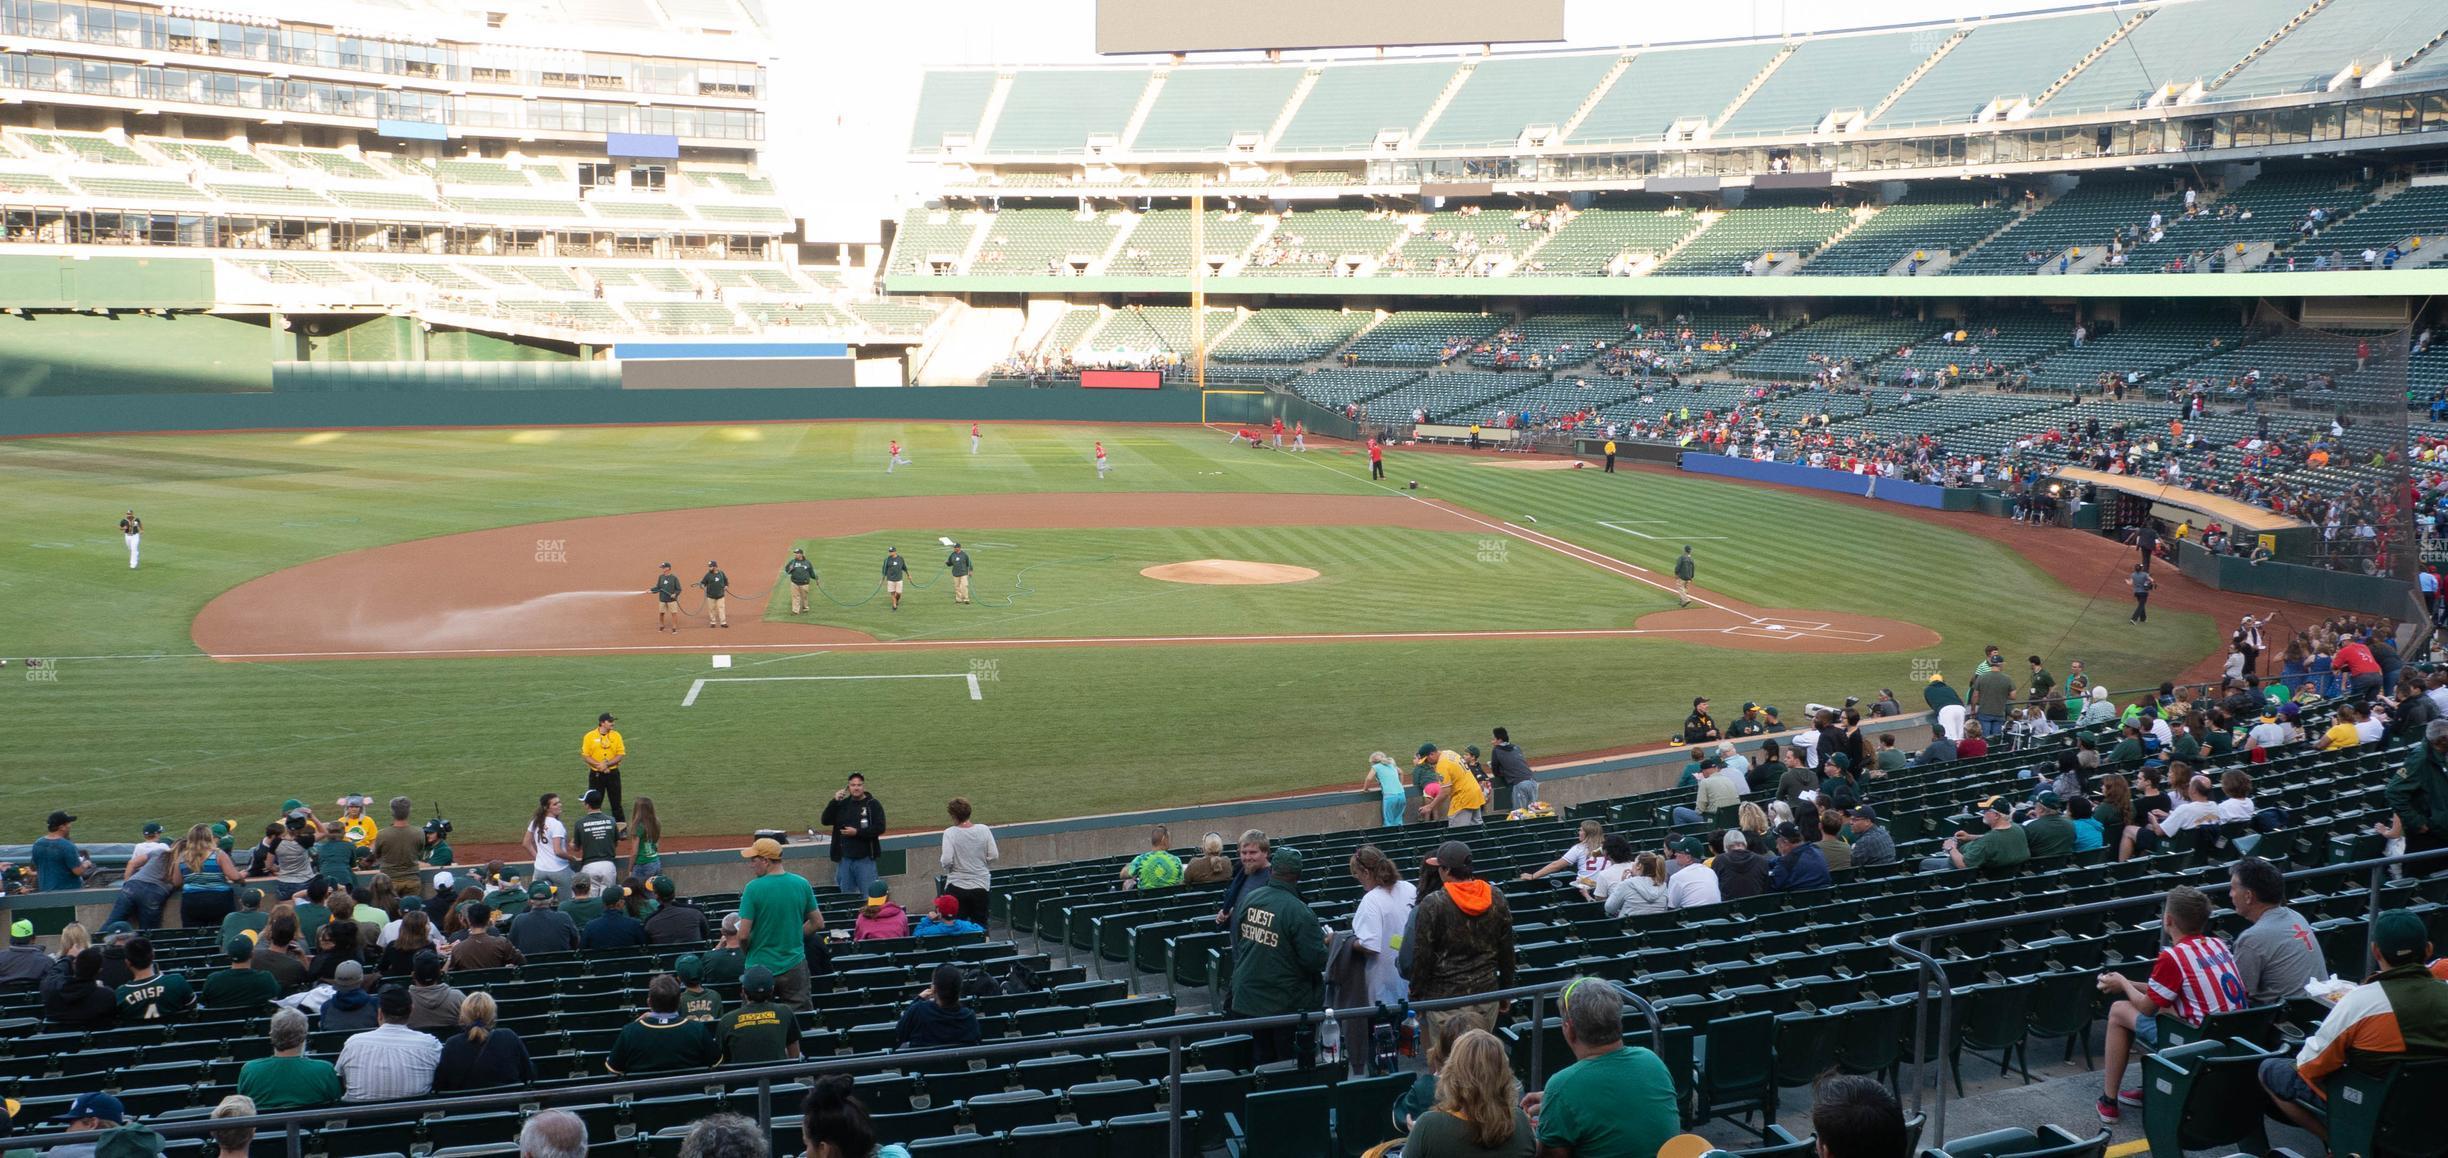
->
xmin=1318 ymin=1012 xmax=1341 ymax=1066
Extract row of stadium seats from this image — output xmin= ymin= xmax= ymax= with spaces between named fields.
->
xmin=899 ymin=170 xmax=2448 ymax=281
xmin=914 ymin=0 xmax=2448 ymax=157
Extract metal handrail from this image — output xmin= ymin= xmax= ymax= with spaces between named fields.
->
xmin=19 ymin=975 xmax=1657 ymax=1158
xmin=1886 ymin=844 xmax=2448 ymax=1144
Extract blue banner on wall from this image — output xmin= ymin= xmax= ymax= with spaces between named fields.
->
xmin=605 ymin=133 xmax=681 ymax=159
xmin=1680 ymin=452 xmax=1952 ymax=509
xmin=376 ymin=119 xmax=449 ymax=142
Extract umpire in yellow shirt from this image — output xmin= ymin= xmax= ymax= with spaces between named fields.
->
xmin=583 ymin=712 xmax=627 ymax=826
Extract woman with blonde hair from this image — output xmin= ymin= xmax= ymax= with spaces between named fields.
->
xmin=177 ymin=822 xmax=245 ymax=931
xmin=1599 ymin=846 xmax=1671 ymax=918
xmin=1520 ymin=820 xmax=1609 ymax=883
xmin=1747 ymin=802 xmax=1779 ymax=846
xmin=1403 ymin=1028 xmax=1535 ymax=1157
xmin=1182 ymin=832 xmax=1234 ymax=885
xmin=433 ymin=990 xmax=536 ymax=1091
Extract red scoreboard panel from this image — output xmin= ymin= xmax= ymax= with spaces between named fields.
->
xmin=1080 ymin=369 xmax=1165 ymax=390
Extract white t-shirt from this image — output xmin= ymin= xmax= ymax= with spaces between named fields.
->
xmin=1790 ymin=731 xmax=1820 ymax=766
xmin=1720 ymin=756 xmax=1752 ymax=794
xmin=1666 ymin=861 xmax=1721 ymax=909
xmin=1556 ymin=842 xmax=1612 ymax=882
xmin=530 ymin=817 xmax=570 ymax=873
xmin=2217 ymin=797 xmax=2257 ymax=822
xmin=2247 ymin=721 xmax=2292 ymax=750
xmin=2355 ymin=718 xmax=2386 ymax=743
xmin=1586 ymin=861 xmax=1641 ymax=900
xmin=1351 ymin=881 xmax=1417 ymax=1005
xmin=2159 ymin=800 xmax=2221 ymax=837
xmin=2148 ymin=718 xmax=2175 ymax=747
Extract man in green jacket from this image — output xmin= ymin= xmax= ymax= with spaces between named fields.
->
xmin=698 ymin=560 xmax=731 ymax=629
xmin=783 ymin=549 xmax=817 ymax=615
xmin=2386 ymin=719 xmax=2448 ymax=860
xmin=882 ymin=548 xmax=909 ymax=612
xmin=1229 ymin=846 xmax=1325 ymax=1066
xmin=945 ymin=542 xmax=974 ymax=606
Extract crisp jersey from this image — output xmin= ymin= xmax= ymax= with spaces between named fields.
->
xmin=2149 ymin=934 xmax=2250 ymax=1026
xmin=575 ymin=811 xmax=619 ymax=863
xmin=117 ymin=971 xmax=194 ymax=1021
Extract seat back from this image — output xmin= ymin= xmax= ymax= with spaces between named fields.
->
xmin=1104 ymin=1110 xmax=1202 ymax=1158
xmin=1697 ymin=1009 xmax=1776 ymax=1113
xmin=1330 ymin=1072 xmax=1416 ymax=1158
xmin=1770 ymin=1009 xmax=1845 ymax=1089
xmin=2326 ymin=1056 xmax=2448 ymax=1158
xmin=963 ymin=1088 xmax=1062 ymax=1135
xmin=1925 ymin=1123 xmax=2111 ymax=1158
xmin=1236 ymin=1085 xmax=1335 ymax=1158
xmin=1833 ymin=998 xmax=1908 ymax=1077
xmin=2140 ymin=1039 xmax=2276 ymax=1155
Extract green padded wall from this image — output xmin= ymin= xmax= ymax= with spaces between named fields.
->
xmin=0 ymin=255 xmax=217 ymax=309
xmin=427 ymin=328 xmax=578 ymax=362
xmin=0 ymin=312 xmax=273 ymax=396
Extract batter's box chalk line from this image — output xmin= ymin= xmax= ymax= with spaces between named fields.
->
xmin=681 ymin=672 xmax=983 ymax=708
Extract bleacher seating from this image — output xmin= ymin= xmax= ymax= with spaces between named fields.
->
xmin=1518 ymin=206 xmax=1704 ymax=276
xmin=1872 ymin=10 xmax=2133 ymax=127
xmin=988 ymin=71 xmax=1149 ymax=155
xmin=1946 ymin=179 xmax=2177 ymax=276
xmin=1655 ymin=204 xmax=1854 ymax=276
xmin=2101 ymin=170 xmax=2375 ymax=273
xmin=1132 ymin=66 xmax=1307 ymax=152
xmin=969 ymin=209 xmax=1124 ymax=277
xmin=1241 ymin=209 xmax=1406 ymax=276
xmin=1800 ymin=190 xmax=2017 ymax=275
xmin=1274 ymin=61 xmax=1459 ymax=153
xmin=1423 ymin=56 xmax=1620 ymax=150
xmin=1568 ymin=42 xmax=1784 ymax=146
xmin=1105 ymin=210 xmax=1264 ymax=278
xmin=2287 ymin=187 xmax=2448 ymax=261
xmin=1730 ymin=316 xmax=1943 ymax=380
xmin=2043 ymin=0 xmax=2313 ymax=115
xmin=1716 ymin=30 xmax=1936 ymax=138
xmin=2016 ymin=312 xmax=2247 ymax=393
xmin=1209 ymin=308 xmax=1368 ymax=363
xmin=1284 ymin=367 xmax=1422 ymax=410
xmin=1344 ymin=311 xmax=1507 ymax=366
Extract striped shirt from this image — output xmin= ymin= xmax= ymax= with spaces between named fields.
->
xmin=2149 ymin=935 xmax=2249 ymax=1027
xmin=334 ymin=1023 xmax=442 ymax=1102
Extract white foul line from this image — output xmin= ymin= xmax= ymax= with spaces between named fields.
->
xmin=1596 ymin=520 xmax=1728 ymax=542
xmin=681 ymin=672 xmax=984 ymax=708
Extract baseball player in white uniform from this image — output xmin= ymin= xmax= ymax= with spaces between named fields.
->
xmin=119 ymin=510 xmax=141 ymax=569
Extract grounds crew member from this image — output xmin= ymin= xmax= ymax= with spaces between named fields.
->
xmin=882 ymin=548 xmax=909 ymax=612
xmin=1673 ymin=546 xmax=1697 ymax=607
xmin=699 ymin=560 xmax=731 ymax=629
xmin=945 ymin=542 xmax=974 ymax=605
xmin=650 ymin=563 xmax=682 ymax=633
xmin=582 ymin=713 xmax=626 ymax=826
xmin=783 ymin=549 xmax=817 ymax=615
xmin=1228 ymin=845 xmax=1324 ymax=1065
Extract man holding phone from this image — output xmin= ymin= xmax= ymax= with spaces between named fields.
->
xmin=818 ymin=774 xmax=886 ymax=897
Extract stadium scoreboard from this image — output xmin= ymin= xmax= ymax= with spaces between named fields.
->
xmin=1096 ymin=0 xmax=1564 ymax=55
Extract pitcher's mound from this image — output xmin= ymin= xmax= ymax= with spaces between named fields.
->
xmin=1142 ymin=559 xmax=1321 ymax=586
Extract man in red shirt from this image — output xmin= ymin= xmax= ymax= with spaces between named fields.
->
xmin=1368 ymin=437 xmax=1385 ymax=481
xmin=2095 ymin=885 xmax=2248 ymax=1121
xmin=1271 ymin=417 xmax=1285 ymax=449
xmin=2335 ymin=635 xmax=2383 ymax=698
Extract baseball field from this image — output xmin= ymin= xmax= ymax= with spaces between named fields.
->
xmin=1 ymin=420 xmax=2232 ymax=844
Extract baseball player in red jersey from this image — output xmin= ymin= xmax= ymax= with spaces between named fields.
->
xmin=1095 ymin=441 xmax=1109 ymax=478
xmin=1368 ymin=437 xmax=1385 ymax=480
xmin=969 ymin=422 xmax=980 ymax=454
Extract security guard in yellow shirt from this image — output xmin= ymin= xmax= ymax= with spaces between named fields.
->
xmin=583 ymin=712 xmax=627 ymax=825
xmin=1603 ymin=439 xmax=1618 ymax=473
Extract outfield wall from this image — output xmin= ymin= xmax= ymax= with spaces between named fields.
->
xmin=1678 ymin=452 xmax=1960 ymax=510
xmin=0 ymin=384 xmax=1204 ymax=437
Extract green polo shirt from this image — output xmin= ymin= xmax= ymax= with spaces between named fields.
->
xmin=1961 ymin=823 xmax=2031 ymax=872
xmin=736 ymin=871 xmax=813 ymax=974
xmin=236 ymin=1055 xmax=343 ymax=1110
xmin=720 ymin=1001 xmax=796 ymax=1065
xmin=1537 ymin=1045 xmax=1681 ymax=1158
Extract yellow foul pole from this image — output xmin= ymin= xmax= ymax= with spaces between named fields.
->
xmin=1191 ymin=182 xmax=1206 ymax=394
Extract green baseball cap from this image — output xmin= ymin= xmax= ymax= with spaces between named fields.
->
xmin=526 ymin=881 xmax=555 ymax=901
xmin=1417 ymin=742 xmax=1439 ymax=758
xmin=9 ymin=919 xmax=31 ymax=940
xmin=675 ymin=954 xmax=704 ymax=982
xmin=281 ymin=799 xmax=304 ymax=813
xmin=1271 ymin=847 xmax=1304 ymax=878
xmin=2035 ymin=790 xmax=2064 ymax=810
xmin=1670 ymin=836 xmax=1709 ymax=859
xmin=2374 ymin=909 xmax=2431 ymax=966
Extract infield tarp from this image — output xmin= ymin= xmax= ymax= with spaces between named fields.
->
xmin=1680 ymin=453 xmax=1953 ymax=510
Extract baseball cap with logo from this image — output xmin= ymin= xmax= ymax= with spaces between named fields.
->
xmin=1416 ymin=742 xmax=1439 ymax=758
xmin=742 ymin=965 xmax=775 ymax=998
xmin=1670 ymin=836 xmax=1710 ymax=859
xmin=675 ymin=954 xmax=704 ymax=982
xmin=52 ymin=1092 xmax=124 ymax=1124
xmin=1271 ymin=847 xmax=1305 ymax=878
xmin=2374 ymin=908 xmax=2431 ymax=966
xmin=225 ymin=937 xmax=253 ymax=962
xmin=932 ymin=896 xmax=960 ymax=918
xmin=140 ymin=822 xmax=163 ymax=837
xmin=526 ymin=881 xmax=555 ymax=901
xmin=741 ymin=838 xmax=784 ymax=861
xmin=865 ymin=881 xmax=890 ymax=908
xmin=2035 ymin=790 xmax=2064 ymax=810
xmin=44 ymin=810 xmax=74 ymax=829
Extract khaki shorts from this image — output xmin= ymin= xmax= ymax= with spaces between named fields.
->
xmin=886 ymin=580 xmax=905 ymax=594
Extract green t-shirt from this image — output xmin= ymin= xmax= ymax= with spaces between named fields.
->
xmin=115 ymin=971 xmax=195 ymax=1022
xmin=562 ymin=897 xmax=606 ymax=928
xmin=1961 ymin=822 xmax=2031 ymax=871
xmin=719 ymin=1001 xmax=796 ymax=1065
xmin=200 ymin=967 xmax=281 ymax=1011
xmin=682 ymin=986 xmax=724 ymax=1024
xmin=737 ymin=871 xmax=813 ymax=973
xmin=700 ymin=948 xmax=746 ymax=985
xmin=314 ymin=840 xmax=359 ymax=884
xmin=576 ymin=811 xmax=619 ymax=864
xmin=606 ymin=1013 xmax=720 ymax=1074
xmin=1127 ymin=850 xmax=1184 ymax=890
xmin=236 ymin=1055 xmax=344 ymax=1110
xmin=1537 ymin=1046 xmax=1680 ymax=1158
xmin=1411 ymin=1108 xmax=1536 ymax=1158
xmin=219 ymin=911 xmax=268 ymax=943
xmin=634 ymin=837 xmax=661 ymax=868
xmin=426 ymin=838 xmax=454 ymax=868
xmin=1876 ymin=748 xmax=1909 ymax=772
xmin=294 ymin=902 xmax=330 ymax=945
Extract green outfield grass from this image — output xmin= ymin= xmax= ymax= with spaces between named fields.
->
xmin=0 ymin=421 xmax=2218 ymax=842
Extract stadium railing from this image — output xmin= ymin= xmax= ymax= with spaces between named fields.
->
xmin=1889 ymin=845 xmax=2448 ymax=1142
xmin=25 ymin=977 xmax=1659 ymax=1158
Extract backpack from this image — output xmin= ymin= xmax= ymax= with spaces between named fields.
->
xmin=957 ymin=966 xmax=1003 ymax=999
xmin=1000 ymin=963 xmax=1040 ymax=995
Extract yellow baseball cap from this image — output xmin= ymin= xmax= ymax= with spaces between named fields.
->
xmin=741 ymin=838 xmax=784 ymax=861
